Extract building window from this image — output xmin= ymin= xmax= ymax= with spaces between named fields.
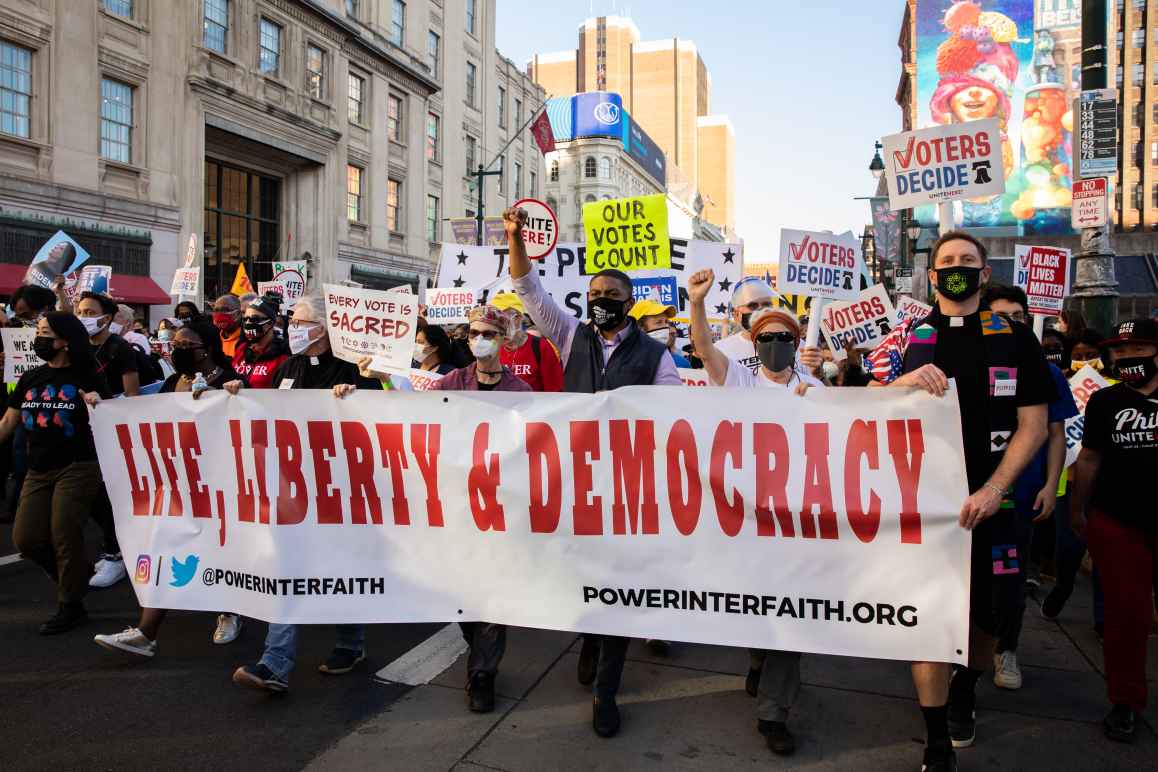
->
xmin=466 ymin=0 xmax=476 ymax=35
xmin=346 ymin=0 xmax=359 ymax=18
xmin=465 ymin=134 xmax=477 ymax=173
xmin=466 ymin=61 xmax=477 ymax=106
xmin=203 ymin=0 xmax=229 ymax=54
xmin=1152 ymin=142 xmax=1158 ymax=164
xmin=1135 ymin=102 xmax=1145 ymax=126
xmin=546 ymin=196 xmax=557 ymax=212
xmin=514 ymin=161 xmax=522 ymax=198
xmin=204 ymin=159 xmax=281 ymax=301
xmin=306 ymin=45 xmax=326 ymax=100
xmin=497 ymin=155 xmax=505 ymax=192
xmin=1133 ymin=183 xmax=1143 ymax=210
xmin=498 ymin=85 xmax=506 ymax=127
xmin=387 ymin=179 xmax=402 ymax=232
xmin=550 ymin=159 xmax=559 ymax=181
xmin=347 ymin=165 xmax=363 ymax=221
xmin=1116 ymin=65 xmax=1123 ymax=86
xmin=100 ymin=78 xmax=133 ymax=163
xmin=1133 ymin=29 xmax=1146 ymax=47
xmin=0 ymin=41 xmax=32 ymax=139
xmin=598 ymin=157 xmax=611 ymax=179
xmin=514 ymin=98 xmax=523 ymax=128
xmin=1153 ymin=184 xmax=1158 ymax=209
xmin=530 ymin=171 xmax=537 ymax=197
xmin=426 ymin=195 xmax=439 ymax=242
xmin=425 ymin=112 xmax=440 ymax=160
xmin=348 ymin=72 xmax=365 ymax=124
xmin=390 ymin=0 xmax=405 ymax=46
xmin=259 ymin=18 xmax=281 ymax=75
xmin=1133 ymin=63 xmax=1144 ymax=85
xmin=387 ymin=94 xmax=403 ymax=142
xmin=103 ymin=0 xmax=133 ymax=18
xmin=584 ymin=156 xmax=596 ymax=178
xmin=427 ymin=31 xmax=440 ymax=74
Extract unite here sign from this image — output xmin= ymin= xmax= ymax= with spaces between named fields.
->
xmin=881 ymin=118 xmax=1004 ymax=211
xmin=1014 ymin=245 xmax=1071 ymax=317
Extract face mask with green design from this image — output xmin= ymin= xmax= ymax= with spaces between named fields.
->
xmin=934 ymin=266 xmax=981 ymax=302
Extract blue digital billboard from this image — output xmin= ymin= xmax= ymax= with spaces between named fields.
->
xmin=564 ymin=91 xmax=667 ymax=188
xmin=622 ymin=115 xmax=666 ymax=187
xmin=572 ymin=92 xmax=624 ymax=140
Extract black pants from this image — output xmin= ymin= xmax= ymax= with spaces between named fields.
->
xmin=89 ymin=484 xmax=120 ymax=556
xmin=584 ymin=634 xmax=630 ymax=700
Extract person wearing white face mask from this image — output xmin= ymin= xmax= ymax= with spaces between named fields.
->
xmin=629 ymin=299 xmax=691 ymax=368
xmin=411 ymin=319 xmax=462 ymax=375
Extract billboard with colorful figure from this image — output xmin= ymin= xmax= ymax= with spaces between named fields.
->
xmin=915 ymin=1 xmax=1073 ymax=233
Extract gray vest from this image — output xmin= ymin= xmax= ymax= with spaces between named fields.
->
xmin=562 ymin=321 xmax=667 ymax=393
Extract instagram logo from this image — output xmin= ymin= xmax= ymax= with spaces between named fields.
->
xmin=134 ymin=555 xmax=152 ymax=584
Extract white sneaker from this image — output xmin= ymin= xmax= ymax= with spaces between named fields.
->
xmin=993 ymin=650 xmax=1022 ymax=690
xmin=213 ymin=614 xmax=242 ymax=645
xmin=94 ymin=628 xmax=156 ymax=658
xmin=89 ymin=555 xmax=127 ymax=588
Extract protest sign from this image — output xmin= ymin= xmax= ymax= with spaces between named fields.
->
xmin=424 ymin=288 xmax=476 ymax=326
xmin=24 ymin=231 xmax=90 ymax=288
xmin=777 ymin=229 xmax=862 ymax=303
xmin=2 ymin=328 xmax=43 ymax=381
xmin=436 ymin=239 xmax=742 ymax=323
xmin=881 ymin=118 xmax=1003 ymax=211
xmin=271 ymin=260 xmax=308 ymax=305
xmin=94 ymin=384 xmax=971 ymax=664
xmin=255 ymin=280 xmax=285 ymax=301
xmin=583 ymin=194 xmax=670 ymax=273
xmin=819 ymin=285 xmax=897 ymax=361
xmin=1014 ymin=246 xmax=1071 ymax=317
xmin=66 ymin=265 xmax=112 ymax=301
xmin=895 ymin=296 xmax=934 ymax=327
xmin=677 ymin=368 xmax=709 ymax=387
xmin=407 ymin=368 xmax=445 ymax=391
xmin=512 ymin=198 xmax=558 ymax=260
xmin=323 ymin=283 xmax=418 ymax=375
xmin=171 ymin=267 xmax=201 ymax=297
xmin=1063 ymin=365 xmax=1111 ymax=467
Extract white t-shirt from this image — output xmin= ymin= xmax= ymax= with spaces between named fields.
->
xmin=716 ymin=331 xmax=761 ymax=373
xmin=721 ymin=357 xmax=825 ymax=390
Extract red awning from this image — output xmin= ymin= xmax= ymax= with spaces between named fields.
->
xmin=0 ymin=263 xmax=172 ymax=305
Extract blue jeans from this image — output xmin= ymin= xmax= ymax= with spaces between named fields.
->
xmin=259 ymin=623 xmax=365 ymax=682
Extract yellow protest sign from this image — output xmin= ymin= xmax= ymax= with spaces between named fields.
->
xmin=583 ymin=193 xmax=670 ymax=273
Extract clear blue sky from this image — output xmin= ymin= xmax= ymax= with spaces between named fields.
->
xmin=496 ymin=0 xmax=906 ymax=259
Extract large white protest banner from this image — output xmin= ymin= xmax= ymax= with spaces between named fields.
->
xmin=92 ymin=386 xmax=971 ymax=664
xmin=436 ymin=239 xmax=742 ymax=323
xmin=323 ymin=283 xmax=418 ymax=375
xmin=2 ymin=328 xmax=43 ymax=381
xmin=819 ymin=285 xmax=897 ymax=361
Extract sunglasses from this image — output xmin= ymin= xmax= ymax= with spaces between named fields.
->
xmin=468 ymin=329 xmax=500 ymax=340
xmin=755 ymin=331 xmax=796 ymax=344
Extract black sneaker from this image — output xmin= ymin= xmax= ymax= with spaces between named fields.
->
xmin=1103 ymin=704 xmax=1136 ymax=743
xmin=1040 ymin=584 xmax=1072 ymax=620
xmin=467 ymin=672 xmax=495 ymax=713
xmin=745 ymin=666 xmax=760 ymax=697
xmin=318 ymin=648 xmax=365 ymax=675
xmin=947 ymin=704 xmax=975 ymax=748
xmin=39 ymin=603 xmax=88 ymax=635
xmin=232 ymin=663 xmax=288 ymax=693
xmin=757 ymin=719 xmax=796 ymax=756
xmin=577 ymin=636 xmax=598 ymax=686
xmin=921 ymin=745 xmax=958 ymax=771
xmin=592 ymin=696 xmax=620 ymax=738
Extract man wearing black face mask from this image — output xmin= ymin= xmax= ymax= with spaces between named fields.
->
xmin=1071 ymin=318 xmax=1158 ymax=743
xmin=505 ymin=205 xmax=680 ymax=739
xmin=866 ymin=230 xmax=1051 ymax=770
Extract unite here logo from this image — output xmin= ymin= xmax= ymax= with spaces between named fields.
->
xmin=892 ymin=129 xmax=994 ymax=199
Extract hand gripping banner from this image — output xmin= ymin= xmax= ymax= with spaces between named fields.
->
xmin=92 ymin=385 xmax=971 ymax=664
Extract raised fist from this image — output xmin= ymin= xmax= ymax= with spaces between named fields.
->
xmin=687 ymin=269 xmax=715 ymax=304
xmin=502 ymin=207 xmax=527 ymax=239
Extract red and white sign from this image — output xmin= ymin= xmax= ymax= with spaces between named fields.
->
xmin=777 ymin=228 xmax=863 ymax=302
xmin=819 ymin=284 xmax=897 ymax=360
xmin=881 ymin=119 xmax=1003 ymax=211
xmin=424 ymin=288 xmax=476 ymax=326
xmin=677 ymin=368 xmax=709 ymax=386
xmin=513 ymin=198 xmax=558 ymax=260
xmin=323 ymin=283 xmax=419 ymax=375
xmin=895 ymin=296 xmax=933 ymax=328
xmin=93 ymin=386 xmax=971 ymax=664
xmin=1014 ymin=245 xmax=1071 ymax=317
xmin=1071 ymin=177 xmax=1108 ymax=230
xmin=1064 ymin=364 xmax=1111 ymax=467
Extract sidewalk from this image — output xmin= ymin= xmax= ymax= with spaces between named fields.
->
xmin=309 ymin=581 xmax=1156 ymax=771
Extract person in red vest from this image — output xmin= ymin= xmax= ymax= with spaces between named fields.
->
xmin=490 ymin=291 xmax=563 ymax=392
xmin=229 ymin=293 xmax=289 ymax=390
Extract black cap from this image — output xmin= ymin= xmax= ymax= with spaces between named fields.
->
xmin=1100 ymin=317 xmax=1158 ymax=347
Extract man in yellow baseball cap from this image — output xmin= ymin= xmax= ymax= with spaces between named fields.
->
xmin=629 ymin=299 xmax=688 ymax=367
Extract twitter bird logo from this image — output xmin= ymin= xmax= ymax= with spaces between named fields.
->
xmin=170 ymin=555 xmax=200 ymax=588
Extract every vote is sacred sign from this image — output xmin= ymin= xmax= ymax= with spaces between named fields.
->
xmin=881 ymin=119 xmax=1004 ymax=211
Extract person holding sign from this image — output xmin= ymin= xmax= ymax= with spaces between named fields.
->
xmin=1071 ymin=318 xmax=1158 ymax=744
xmin=505 ymin=204 xmax=679 ymax=739
xmin=868 ymin=230 xmax=1051 ymax=770
xmin=0 ymin=313 xmax=107 ymax=634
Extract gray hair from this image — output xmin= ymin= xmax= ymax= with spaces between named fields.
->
xmin=292 ymin=292 xmax=327 ymax=323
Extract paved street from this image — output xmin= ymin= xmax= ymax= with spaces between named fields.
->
xmin=1 ymin=521 xmax=1154 ymax=772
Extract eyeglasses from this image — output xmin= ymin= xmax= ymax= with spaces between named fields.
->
xmin=755 ymin=331 xmax=796 ymax=344
xmin=468 ymin=328 xmax=500 ymax=340
xmin=742 ymin=301 xmax=774 ymax=312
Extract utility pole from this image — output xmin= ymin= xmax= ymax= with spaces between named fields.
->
xmin=472 ymin=101 xmax=549 ymax=246
xmin=1072 ymin=0 xmax=1119 ymax=334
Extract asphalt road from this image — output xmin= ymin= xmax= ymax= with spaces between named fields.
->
xmin=0 ymin=521 xmax=441 ymax=772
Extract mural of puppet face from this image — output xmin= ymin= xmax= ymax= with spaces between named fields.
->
xmin=950 ymin=85 xmax=1000 ymax=122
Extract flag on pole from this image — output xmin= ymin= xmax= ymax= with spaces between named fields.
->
xmin=230 ymin=262 xmax=254 ymax=296
xmin=529 ymin=110 xmax=556 ymax=155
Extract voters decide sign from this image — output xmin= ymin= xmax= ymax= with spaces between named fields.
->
xmin=1014 ymin=245 xmax=1071 ymax=317
xmin=424 ymin=287 xmax=476 ymax=325
xmin=881 ymin=119 xmax=1004 ymax=211
xmin=820 ymin=285 xmax=897 ymax=360
xmin=777 ymin=229 xmax=863 ymax=302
